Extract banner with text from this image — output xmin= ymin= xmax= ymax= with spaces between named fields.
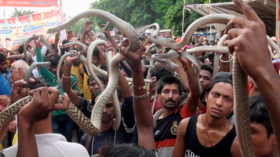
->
xmin=0 ymin=7 xmax=62 ymax=50
xmin=0 ymin=0 xmax=58 ymax=7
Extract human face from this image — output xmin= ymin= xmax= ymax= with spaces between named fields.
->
xmin=93 ymin=98 xmax=115 ymax=123
xmin=10 ymin=66 xmax=23 ymax=83
xmin=198 ymin=36 xmax=204 ymax=43
xmin=88 ymin=80 xmax=104 ymax=94
xmin=199 ymin=69 xmax=212 ymax=91
xmin=5 ymin=40 xmax=10 ymax=47
xmin=205 ymin=58 xmax=212 ymax=65
xmin=205 ymin=82 xmax=233 ymax=119
xmin=250 ymin=122 xmax=276 ymax=157
xmin=73 ymin=59 xmax=80 ymax=67
xmin=0 ymin=61 xmax=7 ymax=73
xmin=92 ymin=56 xmax=100 ymax=66
xmin=158 ymin=83 xmax=181 ymax=110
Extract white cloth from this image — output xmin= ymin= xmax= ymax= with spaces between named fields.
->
xmin=3 ymin=133 xmax=89 ymax=157
xmin=41 ymin=46 xmax=47 ymax=55
xmin=32 ymin=68 xmax=39 ymax=79
xmin=33 ymin=56 xmax=37 ymax=63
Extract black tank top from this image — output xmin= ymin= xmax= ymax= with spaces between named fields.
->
xmin=185 ymin=114 xmax=236 ymax=157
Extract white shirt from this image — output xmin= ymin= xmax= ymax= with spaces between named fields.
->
xmin=3 ymin=133 xmax=89 ymax=157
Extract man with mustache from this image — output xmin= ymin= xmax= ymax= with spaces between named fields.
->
xmin=153 ymin=51 xmax=200 ymax=157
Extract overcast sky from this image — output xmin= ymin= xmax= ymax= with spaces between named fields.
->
xmin=0 ymin=0 xmax=95 ymax=20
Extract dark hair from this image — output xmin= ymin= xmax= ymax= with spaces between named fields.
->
xmin=67 ymin=31 xmax=73 ymax=35
xmin=157 ymin=75 xmax=183 ymax=95
xmin=249 ymin=93 xmax=273 ymax=138
xmin=50 ymin=54 xmax=61 ymax=67
xmin=197 ymin=56 xmax=204 ymax=63
xmin=27 ymin=78 xmax=49 ymax=90
xmin=62 ymin=39 xmax=69 ymax=44
xmin=91 ymin=89 xmax=101 ymax=106
xmin=100 ymin=64 xmax=107 ymax=71
xmin=151 ymin=66 xmax=172 ymax=80
xmin=87 ymin=74 xmax=106 ymax=86
xmin=18 ymin=44 xmax=24 ymax=54
xmin=99 ymin=143 xmax=156 ymax=157
xmin=93 ymin=49 xmax=100 ymax=58
xmin=0 ymin=53 xmax=6 ymax=62
xmin=5 ymin=38 xmax=11 ymax=41
xmin=201 ymin=64 xmax=213 ymax=77
xmin=27 ymin=78 xmax=49 ymax=121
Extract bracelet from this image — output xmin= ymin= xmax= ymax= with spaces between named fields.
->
xmin=132 ymin=92 xmax=149 ymax=99
xmin=132 ymin=85 xmax=147 ymax=90
xmin=62 ymin=74 xmax=71 ymax=79
xmin=219 ymin=54 xmax=233 ymax=63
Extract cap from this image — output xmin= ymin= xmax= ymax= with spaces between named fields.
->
xmin=200 ymin=72 xmax=233 ymax=106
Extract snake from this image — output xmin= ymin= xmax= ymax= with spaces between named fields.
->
xmin=55 ymin=53 xmax=73 ymax=89
xmin=24 ymin=35 xmax=40 ymax=63
xmin=47 ymin=9 xmax=139 ymax=52
xmin=23 ymin=62 xmax=51 ymax=83
xmin=57 ymin=33 xmax=62 ymax=55
xmin=86 ymin=40 xmax=106 ymax=92
xmin=77 ymin=19 xmax=92 ymax=38
xmin=39 ymin=36 xmax=56 ymax=55
xmin=152 ymin=50 xmax=202 ymax=94
xmin=150 ymin=14 xmax=255 ymax=156
xmin=104 ymin=50 xmax=121 ymax=131
xmin=61 ymin=41 xmax=88 ymax=51
xmin=0 ymin=61 xmax=104 ymax=136
xmin=213 ymin=34 xmax=229 ymax=75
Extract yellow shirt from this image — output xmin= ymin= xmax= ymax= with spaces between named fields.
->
xmin=71 ymin=64 xmax=84 ymax=93
xmin=83 ymin=64 xmax=101 ymax=100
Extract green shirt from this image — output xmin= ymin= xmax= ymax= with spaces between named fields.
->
xmin=36 ymin=48 xmax=79 ymax=115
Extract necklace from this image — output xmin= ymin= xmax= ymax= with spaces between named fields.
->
xmin=202 ymin=114 xmax=230 ymax=147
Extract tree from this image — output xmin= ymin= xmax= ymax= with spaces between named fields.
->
xmin=165 ymin=0 xmax=231 ymax=36
xmin=67 ymin=18 xmax=87 ymax=36
xmin=10 ymin=8 xmax=35 ymax=17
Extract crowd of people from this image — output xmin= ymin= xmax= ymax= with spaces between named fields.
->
xmin=0 ymin=0 xmax=280 ymax=157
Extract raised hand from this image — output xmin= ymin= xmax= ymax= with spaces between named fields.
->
xmin=120 ymin=41 xmax=145 ymax=70
xmin=83 ymin=21 xmax=92 ymax=34
xmin=10 ymin=79 xmax=34 ymax=104
xmin=34 ymin=37 xmax=41 ymax=49
xmin=225 ymin=0 xmax=271 ymax=79
xmin=65 ymin=51 xmax=80 ymax=65
xmin=178 ymin=51 xmax=190 ymax=67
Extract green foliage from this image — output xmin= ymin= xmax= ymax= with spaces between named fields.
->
xmin=10 ymin=8 xmax=35 ymax=17
xmin=67 ymin=18 xmax=87 ymax=35
xmin=80 ymin=0 xmax=232 ymax=37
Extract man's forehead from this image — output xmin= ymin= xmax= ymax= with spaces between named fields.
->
xmin=200 ymin=70 xmax=212 ymax=77
xmin=162 ymin=83 xmax=179 ymax=90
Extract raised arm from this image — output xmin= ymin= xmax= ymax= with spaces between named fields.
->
xmin=34 ymin=38 xmax=53 ymax=78
xmin=54 ymin=32 xmax=60 ymax=54
xmin=178 ymin=52 xmax=200 ymax=112
xmin=226 ymin=0 xmax=280 ymax=152
xmin=120 ymin=42 xmax=156 ymax=150
xmin=17 ymin=87 xmax=69 ymax=157
xmin=172 ymin=58 xmax=189 ymax=92
xmin=63 ymin=55 xmax=81 ymax=106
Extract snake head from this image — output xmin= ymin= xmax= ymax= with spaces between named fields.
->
xmin=47 ymin=28 xmax=57 ymax=34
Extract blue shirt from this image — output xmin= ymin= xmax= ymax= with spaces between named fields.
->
xmin=0 ymin=71 xmax=11 ymax=96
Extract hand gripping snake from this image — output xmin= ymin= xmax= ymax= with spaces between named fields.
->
xmin=0 ymin=62 xmax=103 ymax=136
xmin=61 ymin=41 xmax=88 ymax=52
xmin=150 ymin=14 xmax=256 ymax=157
